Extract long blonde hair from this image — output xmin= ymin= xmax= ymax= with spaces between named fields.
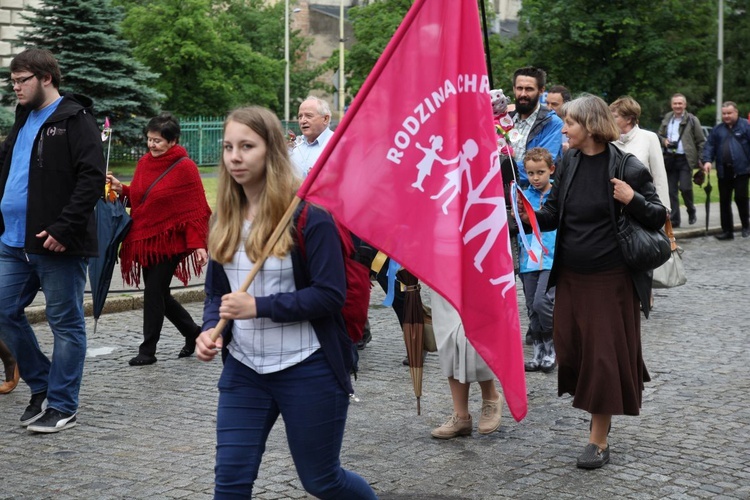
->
xmin=209 ymin=106 xmax=300 ymax=264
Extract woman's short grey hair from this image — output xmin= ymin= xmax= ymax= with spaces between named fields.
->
xmin=561 ymin=94 xmax=620 ymax=144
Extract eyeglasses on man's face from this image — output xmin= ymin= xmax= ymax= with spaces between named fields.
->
xmin=9 ymin=74 xmax=36 ymax=88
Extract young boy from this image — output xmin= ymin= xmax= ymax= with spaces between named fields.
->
xmin=518 ymin=148 xmax=557 ymax=373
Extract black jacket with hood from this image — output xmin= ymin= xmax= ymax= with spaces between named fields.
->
xmin=0 ymin=92 xmax=105 ymax=256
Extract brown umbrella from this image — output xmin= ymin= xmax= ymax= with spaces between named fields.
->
xmin=397 ymin=268 xmax=425 ymax=415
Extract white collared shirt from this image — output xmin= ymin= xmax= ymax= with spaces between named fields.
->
xmin=289 ymin=127 xmax=334 ymax=178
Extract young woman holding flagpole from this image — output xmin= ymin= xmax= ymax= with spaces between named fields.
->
xmin=194 ymin=106 xmax=377 ymax=499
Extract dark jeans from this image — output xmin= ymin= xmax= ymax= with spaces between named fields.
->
xmin=717 ymin=167 xmax=750 ymax=233
xmin=215 ymin=351 xmax=377 ymax=499
xmin=664 ymin=153 xmax=695 ymax=225
xmin=519 ymin=270 xmax=555 ymax=335
xmin=140 ymin=255 xmax=200 ymax=356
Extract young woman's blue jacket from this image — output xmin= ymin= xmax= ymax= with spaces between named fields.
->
xmin=202 ymin=203 xmax=354 ymax=394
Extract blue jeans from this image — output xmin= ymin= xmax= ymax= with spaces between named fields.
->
xmin=0 ymin=241 xmax=87 ymax=415
xmin=215 ymin=350 xmax=377 ymax=499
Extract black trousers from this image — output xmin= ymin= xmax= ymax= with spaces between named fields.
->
xmin=140 ymin=255 xmax=200 ymax=356
xmin=718 ymin=167 xmax=750 ymax=233
xmin=664 ymin=153 xmax=695 ymax=225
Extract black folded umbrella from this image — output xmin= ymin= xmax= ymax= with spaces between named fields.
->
xmin=704 ymin=175 xmax=712 ymax=233
xmin=88 ymin=196 xmax=132 ymax=334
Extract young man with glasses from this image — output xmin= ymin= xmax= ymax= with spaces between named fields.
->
xmin=0 ymin=48 xmax=105 ymax=433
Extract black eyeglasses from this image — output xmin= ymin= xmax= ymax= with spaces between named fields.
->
xmin=9 ymin=75 xmax=36 ymax=87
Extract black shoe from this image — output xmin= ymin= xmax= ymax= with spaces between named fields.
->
xmin=715 ymin=232 xmax=734 ymax=241
xmin=178 ymin=339 xmax=196 ymax=358
xmin=20 ymin=392 xmax=47 ymax=427
xmin=27 ymin=408 xmax=77 ymax=434
xmin=129 ymin=354 xmax=157 ymax=366
xmin=689 ymin=214 xmax=697 ymax=225
xmin=576 ymin=443 xmax=610 ymax=469
xmin=742 ymin=228 xmax=750 ymax=238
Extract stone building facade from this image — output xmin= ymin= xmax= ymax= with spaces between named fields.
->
xmin=0 ymin=0 xmax=39 ymax=67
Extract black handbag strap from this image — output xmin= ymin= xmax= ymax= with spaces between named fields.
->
xmin=609 ymin=152 xmax=633 ymax=232
xmin=666 ymin=113 xmax=690 ymax=146
xmin=140 ymin=157 xmax=186 ymax=204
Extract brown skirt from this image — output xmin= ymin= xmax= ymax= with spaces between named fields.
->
xmin=554 ymin=267 xmax=650 ymax=416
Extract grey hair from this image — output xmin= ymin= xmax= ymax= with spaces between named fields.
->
xmin=302 ymin=96 xmax=332 ymax=118
xmin=561 ymin=94 xmax=620 ymax=144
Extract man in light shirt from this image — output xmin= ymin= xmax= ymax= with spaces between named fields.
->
xmin=289 ymin=96 xmax=334 ymax=178
xmin=657 ymin=93 xmax=705 ymax=227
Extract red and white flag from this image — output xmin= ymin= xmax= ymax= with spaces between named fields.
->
xmin=299 ymin=0 xmax=526 ymax=420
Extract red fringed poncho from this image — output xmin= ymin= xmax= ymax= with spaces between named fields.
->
xmin=119 ymin=145 xmax=211 ymax=287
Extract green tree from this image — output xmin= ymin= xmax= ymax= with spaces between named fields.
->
xmin=4 ymin=0 xmax=162 ymax=144
xmin=347 ymin=0 xmax=413 ymax=96
xmin=224 ymin=0 xmax=327 ymax=115
xmin=516 ymin=0 xmax=716 ymax=129
xmin=723 ymin=0 xmax=750 ymax=112
xmin=118 ymin=0 xmax=280 ymax=116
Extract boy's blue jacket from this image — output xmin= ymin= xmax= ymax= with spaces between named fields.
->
xmin=518 ymin=184 xmax=556 ymax=272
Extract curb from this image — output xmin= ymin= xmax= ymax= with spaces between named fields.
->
xmin=26 ymin=287 xmax=205 ymax=325
xmin=674 ymin=223 xmax=744 ymax=240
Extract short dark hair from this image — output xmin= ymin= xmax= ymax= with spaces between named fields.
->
xmin=547 ymin=85 xmax=571 ymax=102
xmin=513 ymin=66 xmax=547 ymax=90
xmin=145 ymin=112 xmax=181 ymax=143
xmin=9 ymin=48 xmax=62 ymax=89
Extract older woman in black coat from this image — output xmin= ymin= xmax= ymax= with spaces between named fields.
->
xmin=521 ymin=94 xmax=667 ymax=469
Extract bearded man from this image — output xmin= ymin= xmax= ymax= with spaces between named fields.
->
xmin=511 ymin=66 xmax=563 ymax=187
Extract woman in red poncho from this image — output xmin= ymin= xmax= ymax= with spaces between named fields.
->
xmin=108 ymin=113 xmax=211 ymax=366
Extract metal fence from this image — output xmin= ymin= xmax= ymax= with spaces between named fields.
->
xmin=106 ymin=117 xmax=302 ymax=167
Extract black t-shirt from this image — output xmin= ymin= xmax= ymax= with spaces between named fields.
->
xmin=560 ymin=149 xmax=625 ymax=273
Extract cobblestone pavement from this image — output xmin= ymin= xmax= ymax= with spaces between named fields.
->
xmin=3 ymin=228 xmax=750 ymax=499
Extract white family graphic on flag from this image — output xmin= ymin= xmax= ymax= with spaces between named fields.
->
xmin=405 ymin=132 xmax=514 ymax=296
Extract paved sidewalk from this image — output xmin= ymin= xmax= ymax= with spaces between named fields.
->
xmin=3 ymin=202 xmax=749 ymax=499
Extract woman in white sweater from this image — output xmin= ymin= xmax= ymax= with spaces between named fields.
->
xmin=610 ymin=96 xmax=671 ymax=211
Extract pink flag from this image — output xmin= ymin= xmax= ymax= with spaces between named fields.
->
xmin=298 ymin=0 xmax=527 ymax=420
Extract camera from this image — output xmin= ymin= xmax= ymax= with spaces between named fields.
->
xmin=665 ymin=141 xmax=679 ymax=153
